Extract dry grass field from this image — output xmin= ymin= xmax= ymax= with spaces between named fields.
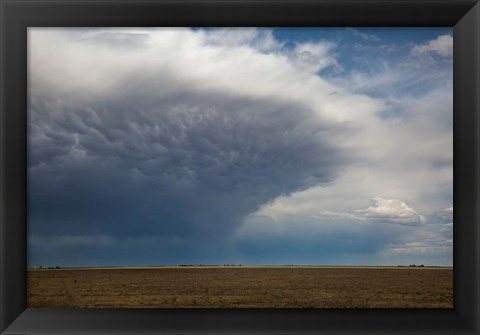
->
xmin=27 ymin=266 xmax=453 ymax=308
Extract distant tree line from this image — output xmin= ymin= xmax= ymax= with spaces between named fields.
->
xmin=178 ymin=264 xmax=242 ymax=267
xmin=31 ymin=265 xmax=61 ymax=269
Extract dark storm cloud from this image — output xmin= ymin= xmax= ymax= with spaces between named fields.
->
xmin=29 ymin=84 xmax=349 ymax=243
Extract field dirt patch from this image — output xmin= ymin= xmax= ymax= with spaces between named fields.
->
xmin=27 ymin=266 xmax=453 ymax=308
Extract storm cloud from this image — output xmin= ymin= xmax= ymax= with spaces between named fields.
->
xmin=29 ymin=87 xmax=348 ymax=238
xmin=28 ymin=28 xmax=355 ymax=263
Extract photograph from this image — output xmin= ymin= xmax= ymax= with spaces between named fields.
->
xmin=27 ymin=27 xmax=453 ymax=308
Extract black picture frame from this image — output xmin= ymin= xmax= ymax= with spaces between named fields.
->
xmin=1 ymin=0 xmax=479 ymax=334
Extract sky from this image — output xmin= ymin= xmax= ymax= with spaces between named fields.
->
xmin=27 ymin=27 xmax=453 ymax=267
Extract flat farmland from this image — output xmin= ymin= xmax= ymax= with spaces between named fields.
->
xmin=27 ymin=266 xmax=453 ymax=308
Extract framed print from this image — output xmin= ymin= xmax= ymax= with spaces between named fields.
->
xmin=25 ymin=25 xmax=456 ymax=310
xmin=1 ymin=0 xmax=479 ymax=334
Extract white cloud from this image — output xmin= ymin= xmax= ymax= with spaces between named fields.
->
xmin=443 ymin=207 xmax=453 ymax=214
xmin=254 ymin=196 xmax=426 ymax=226
xmin=436 ymin=206 xmax=453 ymax=221
xmin=247 ymin=82 xmax=452 ymax=228
xmin=349 ymin=29 xmax=381 ymax=42
xmin=355 ymin=197 xmax=426 ymax=225
xmin=412 ymin=34 xmax=453 ymax=58
xmin=199 ymin=28 xmax=284 ymax=52
xmin=388 ymin=243 xmax=450 ymax=255
xmin=290 ymin=41 xmax=343 ymax=73
xmin=386 ymin=227 xmax=453 ymax=255
xmin=312 ymin=211 xmax=365 ymax=221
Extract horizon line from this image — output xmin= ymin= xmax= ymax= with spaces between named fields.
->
xmin=28 ymin=264 xmax=453 ymax=270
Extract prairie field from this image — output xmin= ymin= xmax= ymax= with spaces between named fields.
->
xmin=27 ymin=266 xmax=453 ymax=308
